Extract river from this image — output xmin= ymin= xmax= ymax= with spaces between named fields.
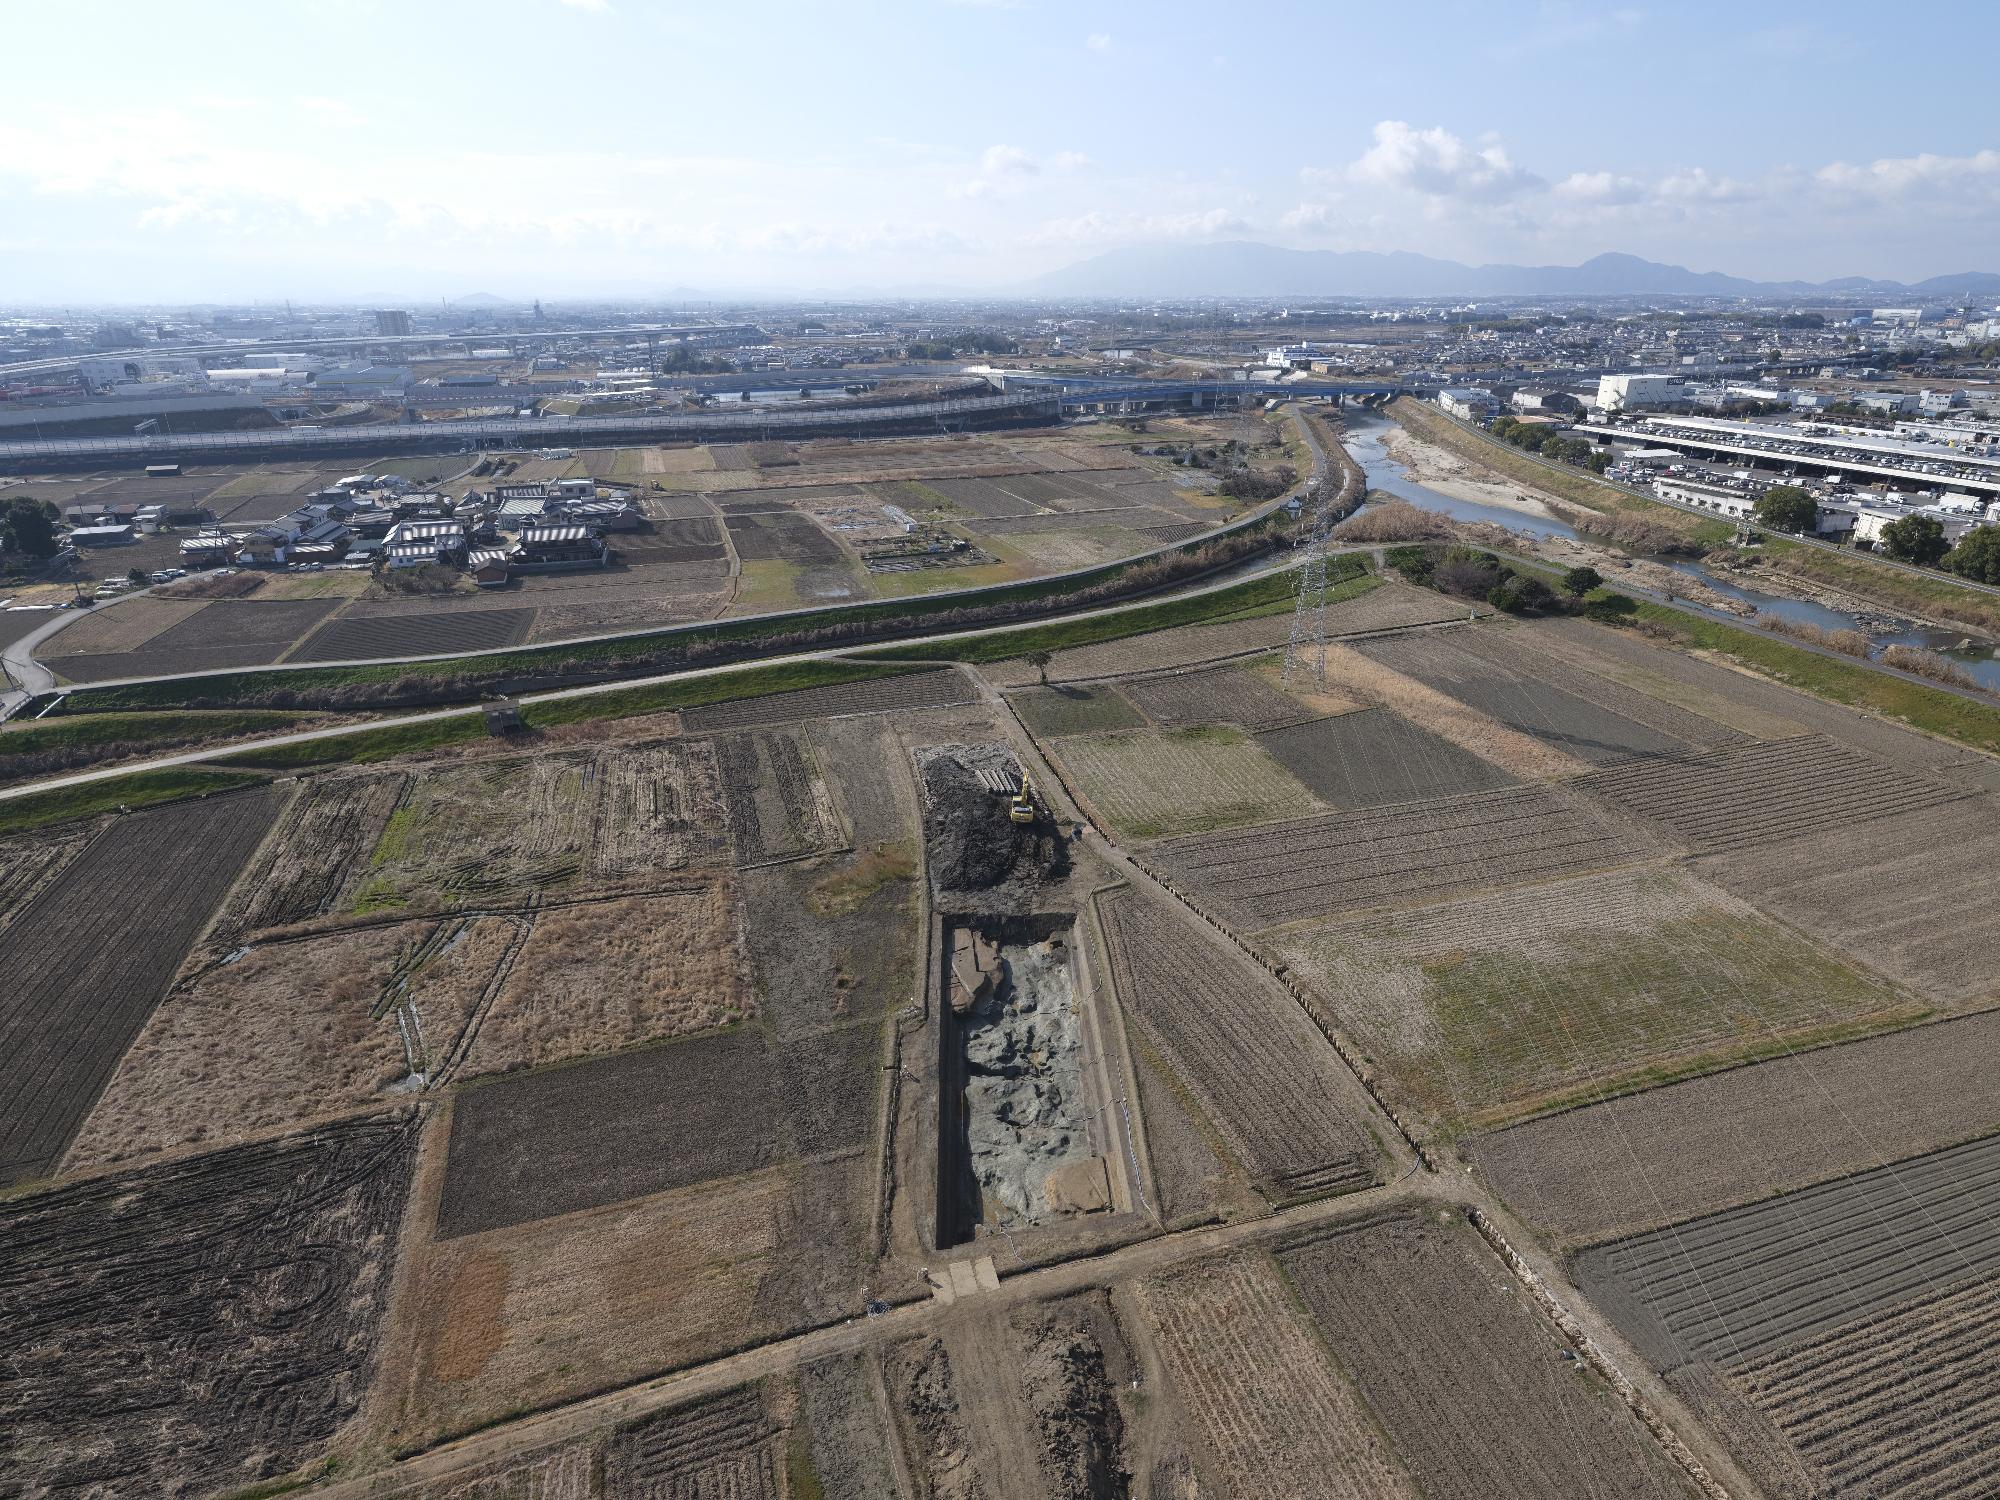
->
xmin=1342 ymin=415 xmax=2000 ymax=692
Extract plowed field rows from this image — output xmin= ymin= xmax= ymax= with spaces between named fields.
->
xmin=1356 ymin=633 xmax=1689 ymax=763
xmin=1277 ymin=1211 xmax=1697 ymax=1499
xmin=1053 ymin=728 xmax=1321 ymax=839
xmin=1696 ymin=796 xmax=2000 ymax=1004
xmin=725 ymin=511 xmax=844 ymax=563
xmin=1009 ymin=683 xmax=1146 ymax=737
xmin=681 ymin=667 xmax=975 ymax=731
xmin=929 ymin=476 xmax=1047 ymax=517
xmin=437 ymin=1019 xmax=878 ymax=1237
xmin=219 ymin=773 xmax=400 ymax=933
xmin=1273 ymin=865 xmax=1911 ymax=1130
xmin=1470 ymin=1008 xmax=2000 ymax=1247
xmin=1575 ymin=734 xmax=1969 ymax=852
xmin=292 ymin=606 xmax=537 ymax=663
xmin=1118 ymin=665 xmax=1308 ymax=730
xmin=1141 ymin=1252 xmax=1416 ymax=1499
xmin=607 ymin=1386 xmax=778 ymax=1498
xmin=1098 ymin=884 xmax=1374 ymax=1198
xmin=714 ymin=729 xmax=840 ymax=862
xmin=0 ymin=1110 xmax=421 ymax=1496
xmin=1715 ymin=1279 xmax=2000 ymax=1500
xmin=1258 ymin=707 xmax=1520 ymax=807
xmin=0 ymin=787 xmax=285 ymax=1185
xmin=1575 ymin=1132 xmax=2000 ymax=1368
xmin=1154 ymin=784 xmax=1650 ymax=929
xmin=0 ymin=824 xmax=97 ymax=932
xmin=1448 ymin=627 xmax=1749 ymax=748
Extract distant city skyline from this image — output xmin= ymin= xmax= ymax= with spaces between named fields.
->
xmin=4 ymin=0 xmax=1998 ymax=301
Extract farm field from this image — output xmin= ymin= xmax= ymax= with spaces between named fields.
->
xmin=1140 ymin=1251 xmax=1417 ymax=1499
xmin=0 ymin=822 xmax=97 ymax=931
xmin=60 ymin=916 xmax=513 ymax=1174
xmin=291 ymin=606 xmax=538 ymax=663
xmin=1277 ymin=1210 xmax=1699 ymax=1499
xmin=35 ymin=596 xmax=208 ymax=657
xmin=1272 ymin=865 xmax=1916 ymax=1131
xmin=1356 ymin=631 xmax=1693 ymax=763
xmin=978 ymin=612 xmax=1295 ymax=686
xmin=1052 ymin=725 xmax=1320 ymax=838
xmin=1258 ymin=706 xmax=1521 ymax=807
xmin=1695 ymin=794 xmax=2000 ymax=1004
xmin=46 ymin=596 xmax=347 ymax=681
xmin=435 ymin=1020 xmax=879 ymax=1237
xmin=457 ymin=886 xmax=749 ymax=1077
xmin=681 ymin=665 xmax=977 ymax=731
xmin=1116 ymin=661 xmax=1311 ymax=730
xmin=1573 ymin=732 xmax=1971 ymax=853
xmin=1470 ymin=1007 xmax=2000 ymax=1246
xmin=0 ymin=1110 xmax=421 ymax=1497
xmin=1007 ymin=682 xmax=1146 ymax=737
xmin=351 ymin=741 xmax=729 ymax=911
xmin=216 ymin=772 xmax=406 ymax=932
xmin=1153 ymin=783 xmax=1652 ymax=929
xmin=1097 ymin=882 xmax=1379 ymax=1199
xmin=0 ymin=786 xmax=285 ymax=1185
xmin=713 ymin=729 xmax=841 ymax=863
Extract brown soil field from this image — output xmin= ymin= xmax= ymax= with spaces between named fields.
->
xmin=1152 ymin=783 xmax=1651 ymax=930
xmin=1308 ymin=640 xmax=1589 ymax=779
xmin=793 ymin=1352 xmax=908 ymax=1500
xmin=1259 ymin=706 xmax=1522 ymax=808
xmin=45 ymin=597 xmax=346 ymax=681
xmin=0 ymin=1109 xmax=421 ymax=1497
xmin=1470 ymin=1007 xmax=2000 ymax=1248
xmin=681 ymin=667 xmax=977 ymax=732
xmin=1574 ymin=733 xmax=1970 ymax=853
xmin=355 ymin=741 xmax=729 ymax=911
xmin=1116 ymin=663 xmax=1310 ymax=731
xmin=725 ymin=511 xmax=846 ymax=564
xmin=1139 ymin=1251 xmax=1418 ymax=1499
xmin=435 ymin=1020 xmax=879 ymax=1237
xmin=1098 ymin=883 xmax=1377 ymax=1199
xmin=1273 ymin=865 xmax=1914 ymax=1132
xmin=1576 ymin=1131 xmax=2000 ymax=1368
xmin=0 ymin=787 xmax=286 ymax=1185
xmin=883 ymin=1336 xmax=990 ymax=1500
xmin=1008 ymin=682 xmax=1147 ymax=737
xmin=713 ymin=729 xmax=841 ymax=863
xmin=979 ymin=615 xmax=1294 ymax=687
xmin=1277 ymin=1209 xmax=1698 ymax=1499
xmin=218 ymin=772 xmax=403 ymax=933
xmin=1052 ymin=727 xmax=1321 ymax=839
xmin=0 ymin=823 xmax=97 ymax=932
xmin=292 ymin=606 xmax=537 ymax=663
xmin=1689 ymin=1278 xmax=2000 ymax=1500
xmin=459 ymin=886 xmax=749 ymax=1078
xmin=605 ymin=1385 xmax=782 ymax=1496
xmin=1695 ymin=795 xmax=2000 ymax=1005
xmin=642 ymin=445 xmax=716 ymax=474
xmin=35 ymin=596 xmax=208 ymax=657
xmin=391 ymin=1169 xmax=800 ymax=1450
xmin=1123 ymin=1024 xmax=1250 ymax=1224
xmin=1356 ymin=632 xmax=1693 ymax=764
xmin=527 ymin=591 xmax=730 ymax=640
xmin=65 ymin=914 xmax=521 ymax=1174
xmin=1449 ymin=625 xmax=1751 ymax=748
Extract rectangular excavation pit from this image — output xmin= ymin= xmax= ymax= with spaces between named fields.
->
xmin=933 ymin=913 xmax=1117 ymax=1248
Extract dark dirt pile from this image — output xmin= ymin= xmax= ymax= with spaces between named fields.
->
xmin=1018 ymin=1304 xmax=1132 ymax=1499
xmin=919 ymin=748 xmax=1068 ymax=899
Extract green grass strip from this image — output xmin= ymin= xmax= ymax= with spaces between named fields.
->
xmin=867 ymin=557 xmax=1367 ymax=665
xmin=1633 ymin=601 xmax=2000 ymax=754
xmin=0 ymin=709 xmax=308 ymax=760
xmin=216 ymin=714 xmax=489 ymax=770
xmin=526 ymin=657 xmax=920 ymax=727
xmin=0 ymin=766 xmax=271 ymax=836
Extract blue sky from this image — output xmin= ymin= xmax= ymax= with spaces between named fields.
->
xmin=3 ymin=0 xmax=1997 ymax=301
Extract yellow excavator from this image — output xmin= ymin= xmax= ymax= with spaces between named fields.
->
xmin=1008 ymin=771 xmax=1038 ymax=825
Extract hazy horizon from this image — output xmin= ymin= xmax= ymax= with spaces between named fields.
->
xmin=4 ymin=0 xmax=1998 ymax=302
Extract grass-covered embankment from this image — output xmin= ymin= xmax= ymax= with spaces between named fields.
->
xmin=0 ymin=766 xmax=271 ymax=836
xmin=0 ymin=709 xmax=313 ymax=786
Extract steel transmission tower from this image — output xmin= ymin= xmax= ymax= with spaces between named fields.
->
xmin=1282 ymin=479 xmax=1335 ymax=688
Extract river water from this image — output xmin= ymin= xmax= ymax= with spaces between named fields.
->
xmin=1342 ymin=415 xmax=2000 ymax=692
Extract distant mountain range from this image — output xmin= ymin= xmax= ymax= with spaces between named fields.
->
xmin=1021 ymin=243 xmax=2000 ymax=301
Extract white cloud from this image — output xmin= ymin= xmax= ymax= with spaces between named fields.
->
xmin=1280 ymin=201 xmax=1338 ymax=233
xmin=1085 ymin=32 xmax=1111 ymax=51
xmin=1052 ymin=151 xmax=1090 ymax=172
xmin=1553 ymin=170 xmax=1645 ymax=205
xmin=980 ymin=144 xmax=1037 ymax=176
xmin=1816 ymin=148 xmax=2000 ymax=197
xmin=1349 ymin=121 xmax=1542 ymax=200
xmin=1020 ymin=207 xmax=1250 ymax=249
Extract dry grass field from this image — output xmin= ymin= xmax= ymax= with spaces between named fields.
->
xmin=459 ymin=886 xmax=750 ymax=1078
xmin=1141 ymin=1251 xmax=1418 ymax=1499
xmin=1154 ymin=783 xmax=1651 ymax=929
xmin=1273 ymin=865 xmax=1916 ymax=1131
xmin=1695 ymin=794 xmax=2000 ymax=1005
xmin=1052 ymin=726 xmax=1321 ymax=838
xmin=1116 ymin=662 xmax=1311 ymax=731
xmin=1258 ymin=706 xmax=1522 ymax=807
xmin=1469 ymin=1007 xmax=2000 ymax=1247
xmin=1008 ymin=683 xmax=1147 ymax=737
xmin=1278 ymin=1210 xmax=1699 ymax=1499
